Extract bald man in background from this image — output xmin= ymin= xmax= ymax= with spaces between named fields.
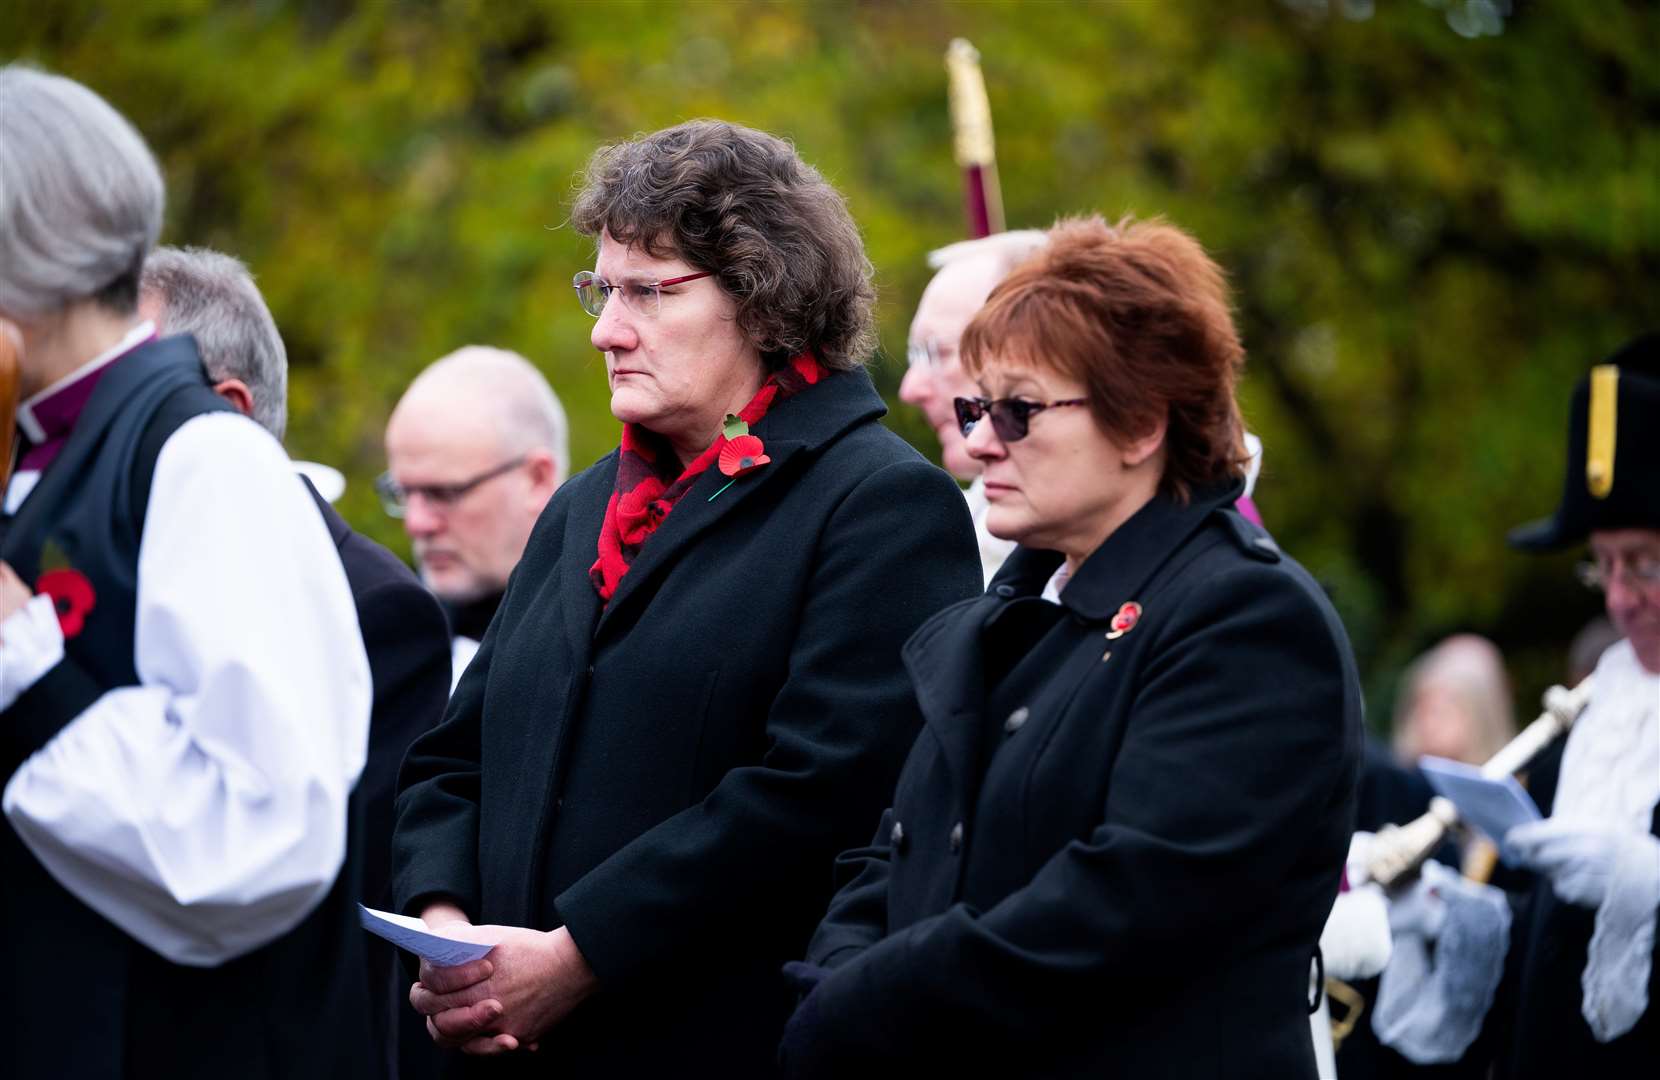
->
xmin=381 ymin=347 xmax=568 ymax=687
xmin=901 ymin=232 xmax=1050 ymax=584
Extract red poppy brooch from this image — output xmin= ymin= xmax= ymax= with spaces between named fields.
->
xmin=1104 ymin=601 xmax=1142 ymax=641
xmin=709 ymin=415 xmax=772 ymax=501
xmin=35 ymin=540 xmax=96 ymax=640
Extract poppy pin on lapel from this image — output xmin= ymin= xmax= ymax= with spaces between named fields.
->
xmin=1104 ymin=601 xmax=1142 ymax=641
xmin=709 ymin=414 xmax=771 ymax=501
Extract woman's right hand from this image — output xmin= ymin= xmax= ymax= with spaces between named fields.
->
xmin=413 ymin=901 xmax=510 ymax=1051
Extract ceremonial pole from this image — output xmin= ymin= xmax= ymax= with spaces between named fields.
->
xmin=945 ymin=38 xmax=1005 ymax=238
xmin=0 ymin=325 xmax=19 ymax=494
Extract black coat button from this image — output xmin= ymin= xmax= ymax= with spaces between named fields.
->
xmin=890 ymin=820 xmax=906 ymax=851
xmin=949 ymin=821 xmax=964 ymax=853
xmin=1004 ymin=706 xmax=1030 ymax=733
xmin=995 ymin=584 xmax=1016 ymax=597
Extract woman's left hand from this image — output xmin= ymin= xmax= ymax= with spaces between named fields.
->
xmin=410 ymin=924 xmax=598 ymax=1055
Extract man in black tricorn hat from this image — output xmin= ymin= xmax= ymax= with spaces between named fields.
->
xmin=1373 ymin=335 xmax=1660 ymax=1078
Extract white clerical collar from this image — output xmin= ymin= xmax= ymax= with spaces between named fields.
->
xmin=16 ymin=320 xmax=156 ymax=444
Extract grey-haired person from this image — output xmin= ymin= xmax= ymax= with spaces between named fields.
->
xmin=139 ymin=245 xmax=454 ymax=1079
xmin=0 ymin=66 xmax=373 ymax=1077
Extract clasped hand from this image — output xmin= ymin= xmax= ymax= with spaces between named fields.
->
xmin=409 ymin=918 xmax=597 ymax=1056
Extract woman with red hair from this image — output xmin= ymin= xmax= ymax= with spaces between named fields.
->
xmin=784 ymin=215 xmax=1365 ymax=1076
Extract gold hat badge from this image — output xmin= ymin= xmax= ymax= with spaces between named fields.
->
xmin=1586 ymin=364 xmax=1618 ymax=499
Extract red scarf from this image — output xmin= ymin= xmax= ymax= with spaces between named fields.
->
xmin=590 ymin=354 xmax=824 ymax=601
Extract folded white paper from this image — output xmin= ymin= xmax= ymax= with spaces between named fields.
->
xmin=358 ymin=904 xmax=494 ymax=966
xmin=1418 ymin=755 xmax=1542 ymax=849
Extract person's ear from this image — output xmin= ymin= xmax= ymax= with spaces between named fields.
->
xmin=1122 ymin=412 xmax=1168 ymax=469
xmin=524 ymin=448 xmax=559 ymax=499
xmin=212 ymin=378 xmax=256 ymax=419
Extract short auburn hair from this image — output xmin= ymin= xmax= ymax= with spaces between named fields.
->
xmin=960 ymin=214 xmax=1248 ymax=500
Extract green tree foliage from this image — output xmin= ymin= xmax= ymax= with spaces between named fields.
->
xmin=7 ymin=0 xmax=1656 ymax=726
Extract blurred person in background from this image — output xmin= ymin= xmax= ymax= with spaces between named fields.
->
xmin=382 ymin=347 xmax=567 ymax=689
xmin=901 ymin=231 xmax=1048 ymax=583
xmin=782 ymin=214 xmax=1363 ymax=1076
xmin=903 ymin=231 xmax=1267 ymax=587
xmin=140 ymin=245 xmax=452 ymax=1079
xmin=1393 ymin=633 xmax=1518 ymax=883
xmin=0 ymin=65 xmax=372 ymax=1077
xmin=1330 ymin=634 xmax=1522 ymax=1080
xmin=1371 ymin=334 xmax=1660 ymax=1077
xmin=1392 ymin=634 xmax=1517 ymax=771
xmin=390 ymin=119 xmax=980 ymax=1075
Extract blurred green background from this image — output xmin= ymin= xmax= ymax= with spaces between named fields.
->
xmin=9 ymin=0 xmax=1658 ymax=732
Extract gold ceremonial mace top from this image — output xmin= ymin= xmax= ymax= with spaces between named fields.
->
xmin=945 ymin=38 xmax=1006 ymax=238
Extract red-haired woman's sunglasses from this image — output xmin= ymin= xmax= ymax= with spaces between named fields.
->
xmin=954 ymin=395 xmax=1088 ymax=442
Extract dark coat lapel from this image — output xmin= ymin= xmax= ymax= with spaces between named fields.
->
xmin=900 ymin=597 xmax=999 ymax=793
xmin=560 ymin=454 xmax=614 ymax=664
xmin=1045 ymin=481 xmax=1244 ymax=622
xmin=592 ymin=370 xmax=887 ymax=641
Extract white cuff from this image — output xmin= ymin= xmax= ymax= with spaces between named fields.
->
xmin=0 ymin=595 xmax=67 ymax=711
xmin=1583 ymin=832 xmax=1660 ymax=1041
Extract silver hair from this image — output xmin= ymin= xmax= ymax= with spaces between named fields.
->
xmin=0 ymin=65 xmax=164 ymax=318
xmin=413 ymin=346 xmax=570 ymax=484
xmin=925 ymin=229 xmax=1050 ymax=277
xmin=141 ymin=246 xmax=289 ymax=442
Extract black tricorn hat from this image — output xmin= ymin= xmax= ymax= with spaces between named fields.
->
xmin=1509 ymin=333 xmax=1660 ymax=551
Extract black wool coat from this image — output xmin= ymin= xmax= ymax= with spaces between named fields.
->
xmin=391 ymin=369 xmax=982 ymax=1076
xmin=800 ymin=485 xmax=1365 ymax=1077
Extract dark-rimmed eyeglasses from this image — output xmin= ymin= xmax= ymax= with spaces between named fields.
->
xmin=953 ymin=395 xmax=1089 ymax=442
xmin=375 ymin=456 xmax=527 ymax=518
xmin=572 ymin=270 xmax=716 ymax=318
xmin=1575 ymin=553 xmax=1660 ymax=593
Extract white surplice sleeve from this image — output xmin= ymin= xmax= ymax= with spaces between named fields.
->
xmin=1 ymin=412 xmax=371 ymax=967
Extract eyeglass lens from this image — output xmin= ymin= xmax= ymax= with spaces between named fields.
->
xmin=954 ymin=398 xmax=1035 ymax=442
xmin=574 ymin=273 xmax=662 ymax=318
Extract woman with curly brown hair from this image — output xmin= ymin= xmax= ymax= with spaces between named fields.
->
xmin=390 ymin=119 xmax=981 ymax=1075
xmin=783 ymin=214 xmax=1364 ymax=1077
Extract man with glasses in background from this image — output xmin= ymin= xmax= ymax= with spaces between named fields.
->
xmin=382 ymin=346 xmax=567 ymax=688
xmin=1371 ymin=333 xmax=1660 ymax=1078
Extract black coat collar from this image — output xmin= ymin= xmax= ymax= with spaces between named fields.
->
xmin=903 ymin=480 xmax=1245 ymax=793
xmin=989 ymin=479 xmax=1247 ymax=621
xmin=571 ymin=368 xmax=889 ymax=641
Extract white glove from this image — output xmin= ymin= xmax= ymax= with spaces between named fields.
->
xmin=1505 ymin=817 xmax=1660 ymax=1041
xmin=1387 ymin=859 xmax=1462 ymax=940
xmin=1506 ymin=818 xmax=1660 ymax=909
xmin=1372 ymin=860 xmax=1510 ymax=1064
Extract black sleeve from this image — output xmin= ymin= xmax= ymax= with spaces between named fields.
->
xmin=552 ymin=459 xmax=982 ymax=989
xmin=806 ymin=565 xmax=1357 ymax=1059
xmin=805 ymin=808 xmax=896 ymax=968
xmin=354 ymin=575 xmax=452 ymax=911
xmin=389 ymin=488 xmax=563 ymax=920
